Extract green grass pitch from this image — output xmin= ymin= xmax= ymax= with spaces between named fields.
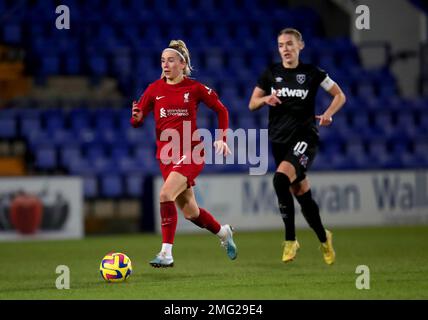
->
xmin=0 ymin=225 xmax=427 ymax=299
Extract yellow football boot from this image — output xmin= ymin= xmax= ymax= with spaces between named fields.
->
xmin=320 ymin=230 xmax=336 ymax=265
xmin=282 ymin=240 xmax=300 ymax=263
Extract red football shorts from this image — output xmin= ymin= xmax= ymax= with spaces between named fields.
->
xmin=159 ymin=155 xmax=205 ymax=188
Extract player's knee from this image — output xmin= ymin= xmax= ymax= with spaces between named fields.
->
xmin=277 ymin=161 xmax=297 ymax=181
xmin=159 ymin=189 xmax=175 ymax=202
xmin=292 ymin=184 xmax=307 ymax=196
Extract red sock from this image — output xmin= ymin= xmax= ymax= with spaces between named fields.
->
xmin=191 ymin=207 xmax=221 ymax=234
xmin=160 ymin=201 xmax=177 ymax=244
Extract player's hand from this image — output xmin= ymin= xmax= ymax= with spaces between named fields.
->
xmin=316 ymin=114 xmax=333 ymax=126
xmin=265 ymin=90 xmax=282 ymax=106
xmin=132 ymin=101 xmax=143 ymax=122
xmin=213 ymin=140 xmax=232 ymax=156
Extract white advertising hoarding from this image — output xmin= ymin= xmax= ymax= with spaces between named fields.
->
xmin=0 ymin=177 xmax=84 ymax=240
xmin=154 ymin=170 xmax=428 ymax=233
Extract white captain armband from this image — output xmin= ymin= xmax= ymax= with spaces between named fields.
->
xmin=320 ymin=76 xmax=335 ymax=91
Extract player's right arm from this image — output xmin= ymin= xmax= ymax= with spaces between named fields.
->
xmin=130 ymin=84 xmax=155 ymax=128
xmin=248 ymin=67 xmax=281 ymax=111
xmin=248 ymin=87 xmax=281 ymax=111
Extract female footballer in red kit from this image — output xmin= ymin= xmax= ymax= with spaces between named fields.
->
xmin=131 ymin=40 xmax=237 ymax=267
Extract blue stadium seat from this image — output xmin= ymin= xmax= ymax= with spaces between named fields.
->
xmin=256 ymin=25 xmax=274 ymax=42
xmin=376 ymin=153 xmax=403 ymax=169
xmin=395 ymin=111 xmax=415 ymax=128
xmin=318 ymin=53 xmax=336 ymax=71
xmin=43 ymin=109 xmax=65 ymax=133
xmin=118 ymin=106 xmax=132 ymax=128
xmin=390 ymin=136 xmax=411 ymax=156
xmin=417 ymin=113 xmax=428 ymax=133
xmin=117 ymin=156 xmax=140 ymax=174
xmin=357 ymin=82 xmax=376 ymax=98
xmin=77 ymin=128 xmax=101 ymax=145
xmin=338 ymin=53 xmax=359 ymax=69
xmin=226 ymin=49 xmax=247 ymax=71
xmin=40 ymin=53 xmax=60 ymax=75
xmin=311 ymin=153 xmax=333 ymax=170
xmin=112 ymin=52 xmax=132 ymax=77
xmin=3 ymin=23 xmax=22 ymax=44
xmin=34 ymin=146 xmax=57 ymax=170
xmin=135 ymin=55 xmax=156 ymax=75
xmin=111 ymin=143 xmax=130 ymax=161
xmin=125 ymin=174 xmax=145 ymax=197
xmin=99 ymin=128 xmax=122 ymax=145
xmin=100 ymin=174 xmax=123 ymax=198
xmin=400 ymin=152 xmax=427 ymax=168
xmin=20 ymin=116 xmax=42 ymax=137
xmin=330 ymin=153 xmax=357 ymax=170
xmin=93 ymin=157 xmax=117 ymax=175
xmin=70 ymin=108 xmax=91 ymax=133
xmin=141 ymin=26 xmax=163 ymax=46
xmin=373 ymin=112 xmax=394 ymax=136
xmin=373 ymin=111 xmax=392 ymax=126
xmin=59 ymin=144 xmax=82 ymax=169
xmin=83 ymin=175 xmax=98 ymax=199
xmin=124 ymin=26 xmax=144 ymax=48
xmin=321 ymin=135 xmax=345 ymax=156
xmin=124 ymin=127 xmax=146 ymax=145
xmin=350 ymin=112 xmax=370 ymax=130
xmin=346 ymin=138 xmax=366 ymax=158
xmin=364 ymin=96 xmax=384 ymax=112
xmin=219 ymin=83 xmax=240 ymax=102
xmin=381 ymin=95 xmax=402 ymax=111
xmin=378 ymin=84 xmax=398 ymax=98
xmin=368 ymin=138 xmax=388 ymax=158
xmin=92 ymin=108 xmax=116 ymax=131
xmin=84 ymin=143 xmax=107 ymax=162
xmin=410 ymin=98 xmax=428 ymax=111
xmin=51 ymin=129 xmax=75 ymax=147
xmin=196 ymin=116 xmax=212 ymax=130
xmin=0 ymin=118 xmax=17 ymax=139
xmin=25 ymin=130 xmax=53 ymax=152
xmin=236 ymin=115 xmax=258 ymax=129
xmin=205 ymin=49 xmax=225 ymax=71
xmin=134 ymin=146 xmax=159 ymax=174
xmin=88 ymin=55 xmax=108 ymax=76
xmin=64 ymin=54 xmax=81 ymax=74
xmin=414 ymin=137 xmax=428 ymax=158
xmin=68 ymin=158 xmax=93 ymax=175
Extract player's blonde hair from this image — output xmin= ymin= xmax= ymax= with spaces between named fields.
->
xmin=278 ymin=28 xmax=304 ymax=43
xmin=161 ymin=39 xmax=193 ymax=78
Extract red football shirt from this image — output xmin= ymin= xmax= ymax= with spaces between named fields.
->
xmin=131 ymin=77 xmax=229 ymax=161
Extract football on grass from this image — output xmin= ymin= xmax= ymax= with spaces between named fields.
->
xmin=100 ymin=252 xmax=132 ymax=282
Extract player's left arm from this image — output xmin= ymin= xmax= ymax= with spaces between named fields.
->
xmin=316 ymin=77 xmax=346 ymax=126
xmin=198 ymin=84 xmax=231 ymax=156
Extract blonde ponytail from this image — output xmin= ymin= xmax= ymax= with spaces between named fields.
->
xmin=161 ymin=39 xmax=193 ymax=78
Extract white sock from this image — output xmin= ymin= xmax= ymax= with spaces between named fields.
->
xmin=216 ymin=225 xmax=227 ymax=240
xmin=161 ymin=243 xmax=173 ymax=258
